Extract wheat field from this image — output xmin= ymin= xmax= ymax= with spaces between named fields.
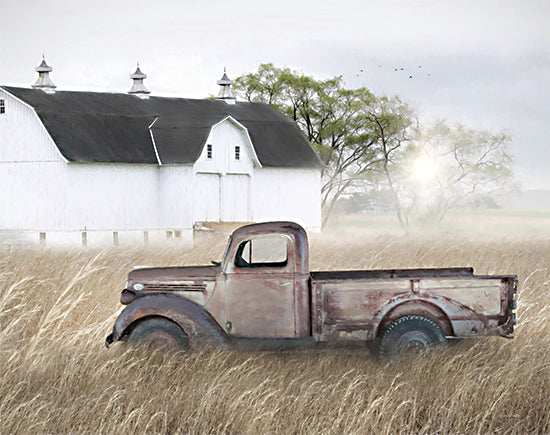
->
xmin=1 ymin=223 xmax=549 ymax=434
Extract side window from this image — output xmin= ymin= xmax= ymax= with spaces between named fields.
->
xmin=234 ymin=145 xmax=240 ymax=160
xmin=235 ymin=235 xmax=288 ymax=268
xmin=207 ymin=144 xmax=213 ymax=159
xmin=0 ymin=99 xmax=5 ymax=114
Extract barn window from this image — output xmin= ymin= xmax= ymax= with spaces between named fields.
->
xmin=0 ymin=99 xmax=5 ymax=114
xmin=235 ymin=235 xmax=288 ymax=268
xmin=235 ymin=146 xmax=240 ymax=160
xmin=207 ymin=144 xmax=213 ymax=159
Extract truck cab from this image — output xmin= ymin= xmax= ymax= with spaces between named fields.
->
xmin=214 ymin=222 xmax=311 ymax=338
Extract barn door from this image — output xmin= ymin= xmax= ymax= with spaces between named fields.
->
xmin=221 ymin=174 xmax=250 ymax=222
xmin=194 ymin=173 xmax=220 ymax=222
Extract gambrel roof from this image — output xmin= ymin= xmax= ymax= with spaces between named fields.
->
xmin=2 ymin=86 xmax=323 ymax=168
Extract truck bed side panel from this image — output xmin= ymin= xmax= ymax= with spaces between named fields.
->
xmin=311 ymin=273 xmax=513 ymax=342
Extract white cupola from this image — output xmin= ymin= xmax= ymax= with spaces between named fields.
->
xmin=32 ymin=55 xmax=56 ymax=92
xmin=216 ymin=68 xmax=236 ymax=104
xmin=128 ymin=62 xmax=151 ymax=98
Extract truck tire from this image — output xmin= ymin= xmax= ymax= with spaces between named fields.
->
xmin=128 ymin=317 xmax=189 ymax=351
xmin=378 ymin=315 xmax=447 ymax=359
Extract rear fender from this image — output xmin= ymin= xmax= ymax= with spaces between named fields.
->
xmin=107 ymin=294 xmax=228 ymax=348
xmin=376 ymin=299 xmax=454 ymax=337
xmin=373 ymin=293 xmax=496 ymax=339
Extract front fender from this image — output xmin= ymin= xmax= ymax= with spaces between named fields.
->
xmin=105 ymin=293 xmax=228 ymax=348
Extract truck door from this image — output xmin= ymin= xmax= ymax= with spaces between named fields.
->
xmin=225 ymin=233 xmax=296 ymax=338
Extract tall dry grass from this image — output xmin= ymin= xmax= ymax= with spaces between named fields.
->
xmin=1 ymin=227 xmax=549 ymax=434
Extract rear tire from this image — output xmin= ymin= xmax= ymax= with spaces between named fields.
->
xmin=128 ymin=317 xmax=189 ymax=352
xmin=378 ymin=315 xmax=447 ymax=360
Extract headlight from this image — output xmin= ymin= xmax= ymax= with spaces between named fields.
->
xmin=133 ymin=283 xmax=144 ymax=291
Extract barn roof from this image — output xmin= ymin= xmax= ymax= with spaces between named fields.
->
xmin=1 ymin=86 xmax=323 ymax=168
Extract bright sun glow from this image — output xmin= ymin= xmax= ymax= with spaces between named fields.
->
xmin=412 ymin=156 xmax=438 ymax=183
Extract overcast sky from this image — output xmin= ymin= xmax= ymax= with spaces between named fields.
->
xmin=2 ymin=0 xmax=549 ymax=189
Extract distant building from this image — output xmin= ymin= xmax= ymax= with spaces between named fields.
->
xmin=0 ymin=58 xmax=322 ymax=246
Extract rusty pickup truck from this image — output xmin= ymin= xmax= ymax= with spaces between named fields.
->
xmin=105 ymin=221 xmax=518 ymax=358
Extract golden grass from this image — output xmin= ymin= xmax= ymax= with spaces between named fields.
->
xmin=1 ymin=227 xmax=549 ymax=434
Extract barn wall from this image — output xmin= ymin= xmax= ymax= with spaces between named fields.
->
xmin=253 ymin=168 xmax=321 ymax=230
xmin=158 ymin=165 xmax=194 ymax=229
xmin=64 ymin=163 xmax=161 ymax=231
xmin=62 ymin=163 xmax=192 ymax=245
xmin=0 ymin=160 xmax=194 ymax=246
xmin=0 ymin=88 xmax=64 ymax=162
xmin=0 ymin=162 xmax=162 ymax=231
xmin=0 ymin=160 xmax=68 ymax=230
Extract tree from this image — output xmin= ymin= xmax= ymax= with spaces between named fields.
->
xmin=234 ymin=64 xmax=414 ymax=227
xmin=234 ymin=63 xmax=288 ymax=108
xmin=363 ymin=96 xmax=416 ymax=231
xmin=388 ymin=120 xmax=514 ymax=226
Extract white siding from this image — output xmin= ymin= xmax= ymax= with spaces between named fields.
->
xmin=65 ymin=163 xmax=162 ymax=231
xmin=253 ymin=168 xmax=322 ymax=230
xmin=0 ymin=88 xmax=64 ymax=162
xmin=0 ymin=160 xmax=67 ymax=230
xmin=194 ymin=117 xmax=257 ymax=175
xmin=0 ymin=159 xmax=195 ymax=245
xmin=0 ymin=161 xmax=164 ymax=231
xmin=159 ymin=165 xmax=194 ymax=229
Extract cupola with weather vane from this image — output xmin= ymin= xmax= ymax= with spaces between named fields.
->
xmin=216 ymin=68 xmax=236 ymax=104
xmin=32 ymin=55 xmax=56 ymax=92
xmin=128 ymin=62 xmax=151 ymax=98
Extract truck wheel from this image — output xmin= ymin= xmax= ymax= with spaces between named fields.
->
xmin=378 ymin=315 xmax=447 ymax=359
xmin=128 ymin=317 xmax=189 ymax=351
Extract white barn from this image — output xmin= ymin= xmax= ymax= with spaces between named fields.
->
xmin=0 ymin=61 xmax=322 ymax=246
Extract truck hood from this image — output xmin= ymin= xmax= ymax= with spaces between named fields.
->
xmin=127 ymin=265 xmax=220 ymax=289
